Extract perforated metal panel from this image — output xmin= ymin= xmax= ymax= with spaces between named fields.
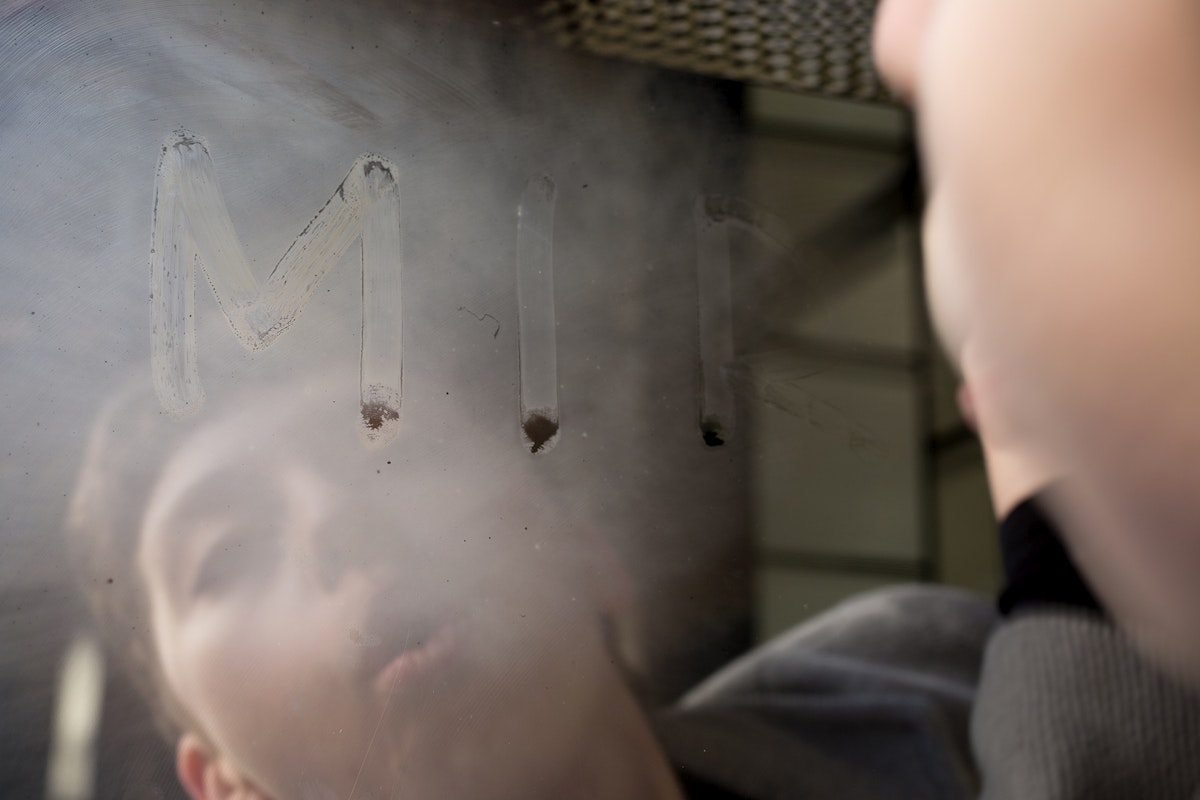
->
xmin=535 ymin=0 xmax=889 ymax=101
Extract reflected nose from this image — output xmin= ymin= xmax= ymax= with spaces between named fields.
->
xmin=312 ymin=518 xmax=384 ymax=592
xmin=308 ymin=498 xmax=409 ymax=593
xmin=279 ymin=464 xmax=375 ymax=591
xmin=872 ymin=0 xmax=938 ymax=102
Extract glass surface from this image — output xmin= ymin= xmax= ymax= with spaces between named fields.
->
xmin=0 ymin=2 xmax=940 ymax=798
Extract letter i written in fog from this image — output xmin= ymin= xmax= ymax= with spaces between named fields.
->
xmin=694 ymin=195 xmax=736 ymax=447
xmin=516 ymin=175 xmax=560 ymax=455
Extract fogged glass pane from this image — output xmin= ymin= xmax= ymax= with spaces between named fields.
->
xmin=756 ymin=566 xmax=896 ymax=641
xmin=752 ymin=360 xmax=922 ymax=562
xmin=0 ymin=2 xmax=951 ymax=799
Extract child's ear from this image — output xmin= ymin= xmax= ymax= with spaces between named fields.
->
xmin=177 ymin=733 xmax=270 ymax=800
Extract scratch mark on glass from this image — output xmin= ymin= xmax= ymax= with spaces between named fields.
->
xmin=729 ymin=355 xmax=888 ymax=462
xmin=346 ymin=628 xmax=411 ymax=800
xmin=149 ymin=130 xmax=403 ymax=443
xmin=457 ymin=305 xmax=500 ymax=338
xmin=516 ymin=175 xmax=559 ymax=455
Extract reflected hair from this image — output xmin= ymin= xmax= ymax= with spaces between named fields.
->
xmin=65 ymin=381 xmax=211 ymax=741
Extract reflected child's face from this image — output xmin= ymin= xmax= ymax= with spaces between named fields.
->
xmin=137 ymin=407 xmax=629 ymax=800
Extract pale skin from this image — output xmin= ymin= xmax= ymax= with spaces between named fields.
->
xmin=874 ymin=0 xmax=1200 ymax=678
xmin=137 ymin=402 xmax=686 ymax=800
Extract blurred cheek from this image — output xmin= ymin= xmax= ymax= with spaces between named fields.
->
xmin=1052 ymin=486 xmax=1200 ymax=685
xmin=177 ymin=602 xmax=374 ymax=797
xmin=184 ymin=612 xmax=296 ymax=732
xmin=872 ymin=0 xmax=938 ymax=99
xmin=921 ymin=195 xmax=972 ymax=369
xmin=177 ymin=588 xmax=354 ymax=740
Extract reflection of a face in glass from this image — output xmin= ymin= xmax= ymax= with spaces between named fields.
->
xmin=126 ymin=388 xmax=674 ymax=800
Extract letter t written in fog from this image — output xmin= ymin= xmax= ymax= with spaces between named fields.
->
xmin=149 ymin=131 xmax=403 ymax=442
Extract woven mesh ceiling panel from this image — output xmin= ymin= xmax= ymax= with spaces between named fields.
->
xmin=535 ymin=0 xmax=889 ymax=101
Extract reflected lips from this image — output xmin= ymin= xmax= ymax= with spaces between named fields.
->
xmin=373 ymin=623 xmax=458 ymax=695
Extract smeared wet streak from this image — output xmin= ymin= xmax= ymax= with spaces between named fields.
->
xmin=360 ymin=372 xmax=401 ymax=445
xmin=700 ymin=419 xmax=725 ymax=448
xmin=149 ymin=131 xmax=404 ymax=445
xmin=516 ymin=175 xmax=559 ymax=454
xmin=694 ymin=194 xmax=737 ymax=446
xmin=361 ymin=400 xmax=400 ymax=434
xmin=694 ymin=168 xmax=919 ymax=447
xmin=521 ymin=410 xmax=559 ymax=455
xmin=359 ymin=159 xmax=404 ymax=446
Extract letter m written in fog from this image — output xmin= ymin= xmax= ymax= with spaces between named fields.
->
xmin=150 ymin=131 xmax=403 ymax=440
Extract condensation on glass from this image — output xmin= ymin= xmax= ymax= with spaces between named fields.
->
xmin=0 ymin=1 xmax=920 ymax=798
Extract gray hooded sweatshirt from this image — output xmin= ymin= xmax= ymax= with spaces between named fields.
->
xmin=657 ymin=585 xmax=1200 ymax=799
